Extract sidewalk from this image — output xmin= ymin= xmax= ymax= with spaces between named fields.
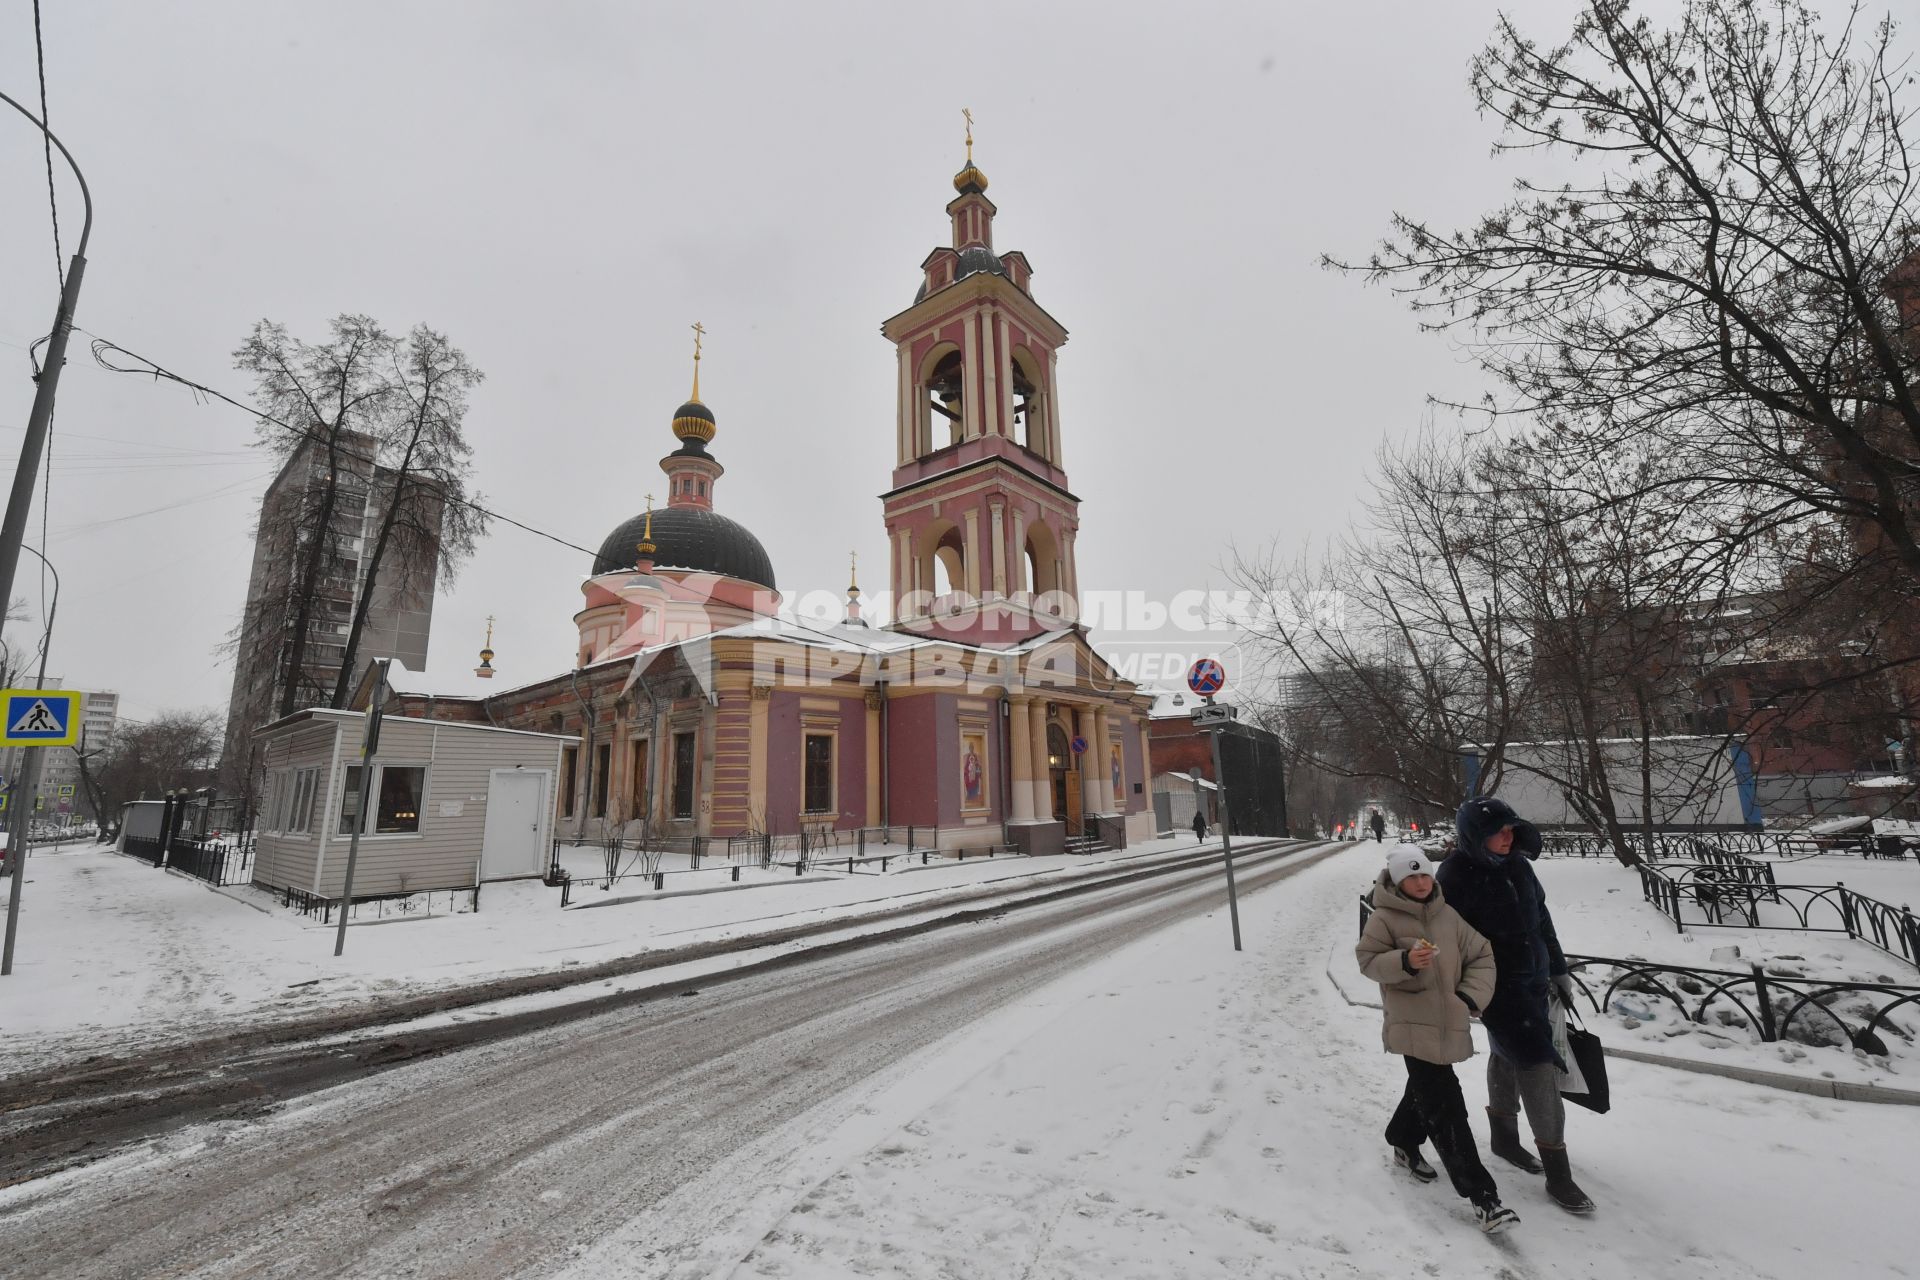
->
xmin=0 ymin=833 xmax=1266 ymax=1076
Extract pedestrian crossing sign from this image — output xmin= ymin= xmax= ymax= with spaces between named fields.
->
xmin=0 ymin=689 xmax=80 ymax=747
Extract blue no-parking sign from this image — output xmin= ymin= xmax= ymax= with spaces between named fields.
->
xmin=1187 ymin=658 xmax=1226 ymax=697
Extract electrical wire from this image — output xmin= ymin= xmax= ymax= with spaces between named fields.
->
xmin=32 ymin=0 xmax=63 ymax=288
xmin=84 ymin=333 xmax=601 ymax=559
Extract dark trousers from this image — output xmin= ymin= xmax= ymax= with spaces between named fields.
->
xmin=1384 ymin=1056 xmax=1499 ymax=1206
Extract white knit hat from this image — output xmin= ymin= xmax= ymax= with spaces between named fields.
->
xmin=1385 ymin=844 xmax=1436 ymax=885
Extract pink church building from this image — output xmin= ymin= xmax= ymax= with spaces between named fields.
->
xmin=375 ymin=138 xmax=1156 ymax=858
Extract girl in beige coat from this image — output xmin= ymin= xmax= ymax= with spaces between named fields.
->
xmin=1357 ymin=845 xmax=1515 ymax=1233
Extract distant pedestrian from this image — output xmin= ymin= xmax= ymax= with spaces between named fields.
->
xmin=1438 ymin=796 xmax=1595 ymax=1215
xmin=1370 ymin=810 xmax=1386 ymax=842
xmin=1193 ymin=810 xmax=1207 ymax=842
xmin=1358 ymin=845 xmax=1517 ymax=1234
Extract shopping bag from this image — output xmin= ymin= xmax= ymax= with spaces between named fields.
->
xmin=1549 ymin=998 xmax=1587 ymax=1095
xmin=1558 ymin=1001 xmax=1610 ymax=1114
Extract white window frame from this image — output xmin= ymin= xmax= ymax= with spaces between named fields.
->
xmin=336 ymin=761 xmax=431 ymax=839
xmin=283 ymin=766 xmax=320 ymax=836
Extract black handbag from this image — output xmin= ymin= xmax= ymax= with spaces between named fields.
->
xmin=1558 ymin=1001 xmax=1610 ymax=1114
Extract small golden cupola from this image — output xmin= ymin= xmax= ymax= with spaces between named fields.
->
xmin=952 ymin=107 xmax=988 ymax=195
xmin=663 ymin=321 xmax=725 ymax=512
xmin=473 ymin=615 xmax=496 ymax=678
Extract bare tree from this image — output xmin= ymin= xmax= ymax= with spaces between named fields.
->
xmin=328 ymin=325 xmax=487 ymax=706
xmin=1337 ymin=0 xmax=1920 ymax=584
xmin=233 ymin=316 xmax=398 ymax=719
xmin=95 ymin=710 xmax=223 ymax=817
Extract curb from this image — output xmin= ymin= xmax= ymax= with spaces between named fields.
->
xmin=1321 ymin=938 xmax=1920 ymax=1107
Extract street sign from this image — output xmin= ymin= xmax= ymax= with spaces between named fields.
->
xmin=1070 ymin=735 xmax=1088 ymax=755
xmin=1186 ymin=658 xmax=1226 ymax=697
xmin=1192 ymin=703 xmax=1237 ymax=728
xmin=0 ymin=689 xmax=80 ymax=747
xmin=55 ymin=784 xmax=74 ymax=797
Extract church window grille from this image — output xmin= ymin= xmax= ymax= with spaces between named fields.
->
xmin=592 ymin=743 xmax=612 ymax=818
xmin=671 ymin=731 xmax=697 ymax=820
xmin=803 ymin=733 xmax=834 ymax=814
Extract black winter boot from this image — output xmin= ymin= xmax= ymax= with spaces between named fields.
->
xmin=1486 ymin=1110 xmax=1543 ymax=1175
xmin=1538 ymin=1143 xmax=1595 ymax=1214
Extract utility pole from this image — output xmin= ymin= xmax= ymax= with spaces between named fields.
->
xmin=333 ymin=660 xmax=390 ymax=956
xmin=0 ymin=91 xmax=92 ymax=626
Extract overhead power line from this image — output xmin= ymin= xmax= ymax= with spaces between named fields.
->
xmin=85 ymin=333 xmax=600 ymax=559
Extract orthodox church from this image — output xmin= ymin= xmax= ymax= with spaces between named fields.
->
xmin=379 ymin=135 xmax=1156 ymax=855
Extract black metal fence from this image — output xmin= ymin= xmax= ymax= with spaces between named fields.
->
xmin=122 ymin=833 xmax=166 ymax=866
xmin=1540 ymin=828 xmax=1920 ymax=862
xmin=279 ymin=882 xmax=479 ymax=923
xmin=1355 ymin=894 xmax=1920 ymax=1055
xmin=1636 ymin=863 xmax=1920 ymax=972
xmin=164 ymin=836 xmax=250 ymax=887
xmin=1564 ymin=954 xmax=1920 ymax=1057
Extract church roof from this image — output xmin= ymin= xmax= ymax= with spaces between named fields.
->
xmin=592 ymin=504 xmax=777 ymax=589
xmin=914 ymin=245 xmax=1010 ymax=304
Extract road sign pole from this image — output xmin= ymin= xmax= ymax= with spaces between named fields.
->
xmin=333 ymin=660 xmax=390 ymax=957
xmin=1208 ymin=720 xmax=1242 ymax=952
xmin=2 ymin=745 xmax=44 ymax=975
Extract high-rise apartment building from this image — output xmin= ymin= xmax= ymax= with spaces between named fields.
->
xmin=222 ymin=432 xmax=440 ymax=782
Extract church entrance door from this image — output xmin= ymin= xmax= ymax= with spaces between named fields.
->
xmin=1061 ymin=768 xmax=1083 ymax=836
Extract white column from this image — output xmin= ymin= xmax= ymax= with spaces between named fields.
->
xmin=1012 ymin=510 xmax=1028 ymax=596
xmin=961 ymin=315 xmax=980 ymax=439
xmin=1047 ymin=348 xmax=1064 ymax=467
xmin=989 ymin=502 xmax=1006 ymax=599
xmin=1009 ymin=698 xmax=1037 ymax=823
xmin=896 ymin=343 xmax=912 ymax=464
xmin=1030 ymin=700 xmax=1053 ymax=820
xmin=963 ymin=510 xmax=981 ymax=599
xmin=979 ymin=309 xmax=999 ymax=437
xmin=1093 ymin=706 xmax=1115 ymax=814
xmin=997 ymin=313 xmax=1015 ymax=441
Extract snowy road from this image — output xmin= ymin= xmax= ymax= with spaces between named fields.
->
xmin=0 ymin=840 xmax=1341 ymax=1278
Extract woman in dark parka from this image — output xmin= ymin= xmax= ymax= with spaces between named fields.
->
xmin=1435 ymin=795 xmax=1595 ymax=1215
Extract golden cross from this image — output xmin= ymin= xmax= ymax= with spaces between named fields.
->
xmin=644 ymin=491 xmax=655 ymax=510
xmin=691 ymin=321 xmax=705 ymax=362
xmin=483 ymin=615 xmax=494 ymax=646
xmin=962 ymin=108 xmax=974 ymax=163
xmin=849 ymin=550 xmax=858 ymax=590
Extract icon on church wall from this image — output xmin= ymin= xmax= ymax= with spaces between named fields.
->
xmin=1110 ymin=742 xmax=1123 ymax=798
xmin=961 ymin=730 xmax=989 ymax=811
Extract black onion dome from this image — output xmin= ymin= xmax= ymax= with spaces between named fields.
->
xmin=592 ymin=505 xmax=777 ymax=588
xmin=673 ymin=400 xmax=714 ymax=427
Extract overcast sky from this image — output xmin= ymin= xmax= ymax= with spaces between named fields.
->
xmin=0 ymin=0 xmax=1640 ymax=726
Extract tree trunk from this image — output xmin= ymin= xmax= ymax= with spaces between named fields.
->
xmin=277 ymin=436 xmax=343 ymax=718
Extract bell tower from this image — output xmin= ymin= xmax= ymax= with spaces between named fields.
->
xmin=881 ymin=117 xmax=1080 ymax=648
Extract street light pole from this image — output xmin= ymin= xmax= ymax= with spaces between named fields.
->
xmin=2 ymin=546 xmax=59 ymax=977
xmin=0 ymin=90 xmax=93 ymax=632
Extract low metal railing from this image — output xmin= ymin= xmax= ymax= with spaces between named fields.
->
xmin=1355 ymin=894 xmax=1920 ymax=1055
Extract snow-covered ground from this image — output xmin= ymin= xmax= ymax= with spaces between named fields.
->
xmin=599 ymin=840 xmax=1920 ymax=1280
xmin=0 ymin=834 xmax=1235 ymax=1074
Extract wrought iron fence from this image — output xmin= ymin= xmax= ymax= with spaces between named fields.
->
xmin=165 ymin=836 xmax=251 ymax=887
xmin=1636 ymin=864 xmax=1920 ymax=972
xmin=280 ymin=883 xmax=478 ymax=923
xmin=121 ymin=834 xmax=166 ymax=866
xmin=1354 ymin=895 xmax=1920 ymax=1056
xmin=1564 ymin=954 xmax=1920 ymax=1057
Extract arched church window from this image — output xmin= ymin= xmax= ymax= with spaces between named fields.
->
xmin=1011 ymin=349 xmax=1046 ymax=458
xmin=927 ymin=350 xmax=965 ymax=450
xmin=1046 ymin=722 xmax=1070 ymax=770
